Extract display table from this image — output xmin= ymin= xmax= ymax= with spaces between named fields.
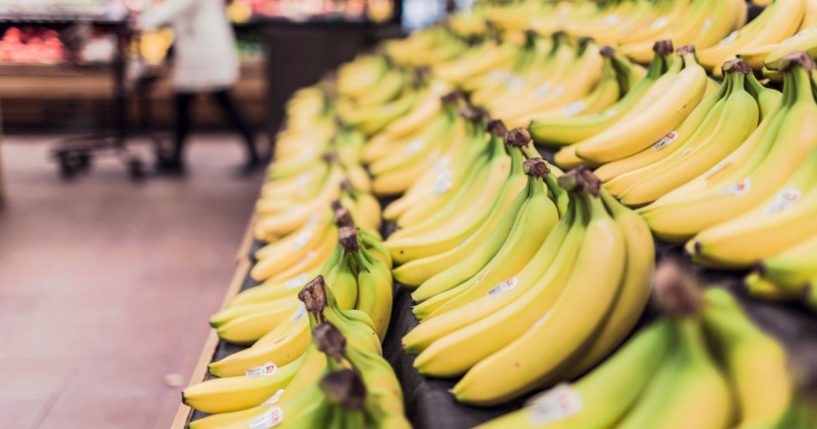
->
xmin=173 ymin=214 xmax=817 ymax=429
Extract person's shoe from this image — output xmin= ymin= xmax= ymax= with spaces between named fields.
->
xmin=155 ymin=156 xmax=186 ymax=175
xmin=233 ymin=158 xmax=262 ymax=177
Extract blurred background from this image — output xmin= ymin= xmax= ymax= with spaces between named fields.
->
xmin=0 ymin=1 xmax=461 ymax=428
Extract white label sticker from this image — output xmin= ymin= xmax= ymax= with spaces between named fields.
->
xmin=292 ymin=230 xmax=313 ymax=250
xmin=528 ymin=384 xmax=583 ymax=424
xmin=560 ymin=101 xmax=586 ymax=117
xmin=405 ymin=139 xmax=424 ymax=155
xmin=487 ymin=70 xmax=512 ymax=83
xmin=535 ymin=82 xmax=553 ymax=99
xmin=488 ymin=276 xmax=518 ymax=297
xmin=649 ymin=17 xmax=669 ymax=31
xmin=246 ymin=362 xmax=278 ymax=378
xmin=765 ymin=189 xmax=803 ymax=214
xmin=263 ymin=389 xmax=285 ymax=405
xmin=291 ymin=304 xmax=307 ymax=322
xmin=602 ymin=108 xmax=619 ymax=118
xmin=652 ymin=131 xmax=679 ymax=151
xmin=508 ymin=76 xmax=525 ymax=91
xmin=704 ymin=160 xmax=731 ymax=179
xmin=433 ymin=173 xmax=453 ymax=197
xmin=431 ymin=157 xmax=450 ymax=173
xmin=249 ymin=407 xmax=284 ymax=429
xmin=720 ymin=178 xmax=752 ymax=196
xmin=601 ymin=14 xmax=620 ymax=26
xmin=719 ymin=31 xmax=739 ymax=46
xmin=285 ymin=274 xmax=309 ymax=290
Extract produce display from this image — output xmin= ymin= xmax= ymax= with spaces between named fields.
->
xmin=0 ymin=27 xmax=64 ymax=64
xmin=182 ymin=1 xmax=817 ymax=428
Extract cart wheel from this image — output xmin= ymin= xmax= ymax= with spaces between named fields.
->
xmin=58 ymin=155 xmax=76 ymax=180
xmin=127 ymin=158 xmax=145 ymax=181
xmin=77 ymin=152 xmax=91 ymax=169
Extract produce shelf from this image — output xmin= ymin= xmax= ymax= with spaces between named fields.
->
xmin=174 ymin=149 xmax=817 ymax=429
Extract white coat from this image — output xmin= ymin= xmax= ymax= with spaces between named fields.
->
xmin=138 ymin=0 xmax=239 ymax=92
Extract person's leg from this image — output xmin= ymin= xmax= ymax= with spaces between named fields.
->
xmin=171 ymin=91 xmax=194 ymax=163
xmin=211 ymin=89 xmax=260 ymax=170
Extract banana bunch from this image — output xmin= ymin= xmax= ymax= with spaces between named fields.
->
xmin=530 ymin=40 xmax=673 ymax=149
xmin=255 ymin=131 xmax=380 ymax=243
xmin=384 ymin=121 xmax=534 ymax=286
xmin=739 ymin=0 xmax=817 ymax=69
xmin=362 ymin=86 xmax=466 ymax=197
xmin=383 ymin=25 xmax=470 ymax=67
xmin=641 ymin=52 xmax=817 ymax=244
xmin=478 ymin=259 xmax=802 ymax=429
xmin=506 ymin=44 xmax=645 ymax=129
xmin=614 ymin=0 xmax=746 ymax=64
xmin=597 ymin=58 xmax=775 ymax=206
xmin=432 ymin=36 xmax=523 ymax=87
xmin=698 ymin=0 xmax=805 ymax=75
xmin=553 ymin=43 xmax=709 ymax=168
xmin=482 ymin=37 xmax=608 ymax=128
xmin=214 ymin=218 xmax=393 ymax=347
xmin=188 ymin=281 xmax=408 ymax=428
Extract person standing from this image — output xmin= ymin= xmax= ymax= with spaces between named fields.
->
xmin=137 ymin=0 xmax=261 ymax=175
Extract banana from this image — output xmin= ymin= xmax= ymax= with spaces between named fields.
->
xmin=641 ymin=53 xmax=817 ymax=242
xmin=337 ymin=55 xmax=388 ymax=99
xmin=433 ymin=39 xmax=520 ymax=85
xmin=474 ymin=320 xmax=672 ymax=429
xmin=209 ymin=307 xmax=311 ymax=377
xmin=353 ymin=68 xmax=407 ymax=106
xmin=452 ymin=181 xmax=626 ymax=405
xmin=215 ymin=300 xmax=301 ymax=345
xmin=251 ymin=216 xmax=337 ymax=281
xmin=183 ymin=355 xmax=304 ymax=414
xmin=702 ymin=288 xmax=792 ymax=428
xmin=573 ymin=46 xmax=708 ymax=165
xmin=354 ymin=243 xmax=393 ymax=341
xmin=371 ymin=80 xmax=450 ymax=143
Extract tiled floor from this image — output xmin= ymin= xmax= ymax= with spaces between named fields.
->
xmin=0 ymin=134 xmax=262 ymax=428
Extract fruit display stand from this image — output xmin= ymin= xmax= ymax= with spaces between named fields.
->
xmin=174 ymin=154 xmax=817 ymax=429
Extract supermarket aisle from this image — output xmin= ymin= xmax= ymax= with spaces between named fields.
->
xmin=0 ymin=135 xmax=261 ymax=428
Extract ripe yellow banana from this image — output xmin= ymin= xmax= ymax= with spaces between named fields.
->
xmin=574 ymin=46 xmax=708 ymax=165
xmin=474 ymin=320 xmax=672 ymax=429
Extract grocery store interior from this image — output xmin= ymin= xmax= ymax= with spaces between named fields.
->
xmin=1 ymin=0 xmax=817 ymax=428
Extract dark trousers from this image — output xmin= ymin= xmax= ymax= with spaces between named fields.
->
xmin=172 ymin=89 xmax=258 ymax=163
